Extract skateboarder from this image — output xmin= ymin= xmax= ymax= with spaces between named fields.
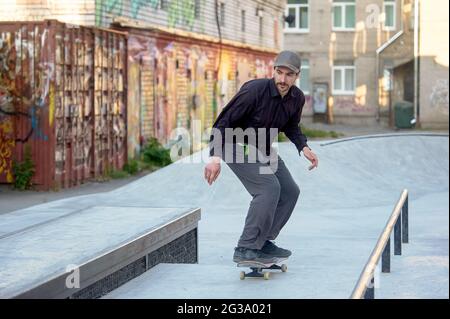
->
xmin=204 ymin=51 xmax=319 ymax=263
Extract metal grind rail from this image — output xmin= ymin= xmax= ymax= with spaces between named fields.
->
xmin=351 ymin=189 xmax=409 ymax=299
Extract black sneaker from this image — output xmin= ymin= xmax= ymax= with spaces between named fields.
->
xmin=260 ymin=241 xmax=291 ymax=258
xmin=233 ymin=247 xmax=277 ymax=263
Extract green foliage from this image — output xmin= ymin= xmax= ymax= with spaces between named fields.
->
xmin=300 ymin=125 xmax=345 ymax=138
xmin=278 ymin=132 xmax=288 ymax=142
xmin=109 ymin=170 xmax=129 ymax=179
xmin=300 ymin=125 xmax=331 ymax=138
xmin=12 ymin=145 xmax=35 ymax=190
xmin=98 ymin=157 xmax=157 ymax=182
xmin=142 ymin=137 xmax=172 ymax=167
xmin=329 ymin=130 xmax=341 ymax=138
xmin=278 ymin=126 xmax=344 ymax=142
xmin=123 ymin=159 xmax=139 ymax=175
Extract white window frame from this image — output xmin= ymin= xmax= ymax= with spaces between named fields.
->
xmin=296 ymin=61 xmax=310 ymax=94
xmin=332 ymin=64 xmax=356 ymax=95
xmin=332 ymin=1 xmax=356 ymax=31
xmin=383 ymin=0 xmax=396 ymax=31
xmin=284 ymin=1 xmax=309 ymax=33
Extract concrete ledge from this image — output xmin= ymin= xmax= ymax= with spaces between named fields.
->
xmin=0 ymin=206 xmax=200 ymax=299
xmin=319 ymin=132 xmax=449 ymax=146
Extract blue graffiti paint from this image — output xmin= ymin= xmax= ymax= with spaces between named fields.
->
xmin=30 ymin=106 xmax=48 ymax=141
xmin=132 ymin=0 xmax=160 ymax=19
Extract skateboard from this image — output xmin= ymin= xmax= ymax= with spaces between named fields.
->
xmin=237 ymin=258 xmax=288 ymax=280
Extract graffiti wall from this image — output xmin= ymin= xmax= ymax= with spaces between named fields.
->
xmin=124 ymin=30 xmax=276 ymax=152
xmin=0 ymin=22 xmax=54 ymax=186
xmin=1 ymin=19 xmax=275 ymax=187
xmin=0 ymin=21 xmax=127 ymax=189
xmin=92 ymin=29 xmax=127 ymax=181
xmin=93 ymin=0 xmax=283 ymax=52
xmin=96 ymin=0 xmax=203 ymax=30
xmin=420 ymin=57 xmax=449 ymax=127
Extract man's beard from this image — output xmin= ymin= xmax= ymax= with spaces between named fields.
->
xmin=277 ymin=83 xmax=289 ymax=90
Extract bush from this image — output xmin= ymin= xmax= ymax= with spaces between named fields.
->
xmin=142 ymin=137 xmax=172 ymax=167
xmin=123 ymin=159 xmax=139 ymax=175
xmin=12 ymin=145 xmax=35 ymax=190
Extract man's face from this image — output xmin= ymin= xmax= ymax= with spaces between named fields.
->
xmin=273 ymin=66 xmax=299 ymax=96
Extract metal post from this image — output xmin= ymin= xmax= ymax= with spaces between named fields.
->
xmin=382 ymin=238 xmax=391 ymax=273
xmin=364 ymin=277 xmax=375 ymax=299
xmin=394 ymin=215 xmax=402 ymax=255
xmin=402 ymin=195 xmax=409 ymax=243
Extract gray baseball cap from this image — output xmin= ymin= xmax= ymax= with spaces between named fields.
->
xmin=274 ymin=50 xmax=301 ymax=74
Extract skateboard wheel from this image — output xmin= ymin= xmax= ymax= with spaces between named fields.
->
xmin=263 ymin=272 xmax=270 ymax=280
xmin=281 ymin=264 xmax=287 ymax=272
xmin=240 ymin=271 xmax=245 ymax=280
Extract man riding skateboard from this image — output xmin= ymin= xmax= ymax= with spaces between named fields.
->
xmin=204 ymin=51 xmax=319 ymax=264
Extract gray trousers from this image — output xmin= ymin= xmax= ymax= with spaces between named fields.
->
xmin=224 ymin=146 xmax=300 ymax=250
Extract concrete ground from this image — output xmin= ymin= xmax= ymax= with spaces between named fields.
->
xmin=1 ymin=132 xmax=447 ymax=299
xmin=103 ymin=133 xmax=449 ymax=299
xmin=0 ymin=170 xmax=149 ymax=215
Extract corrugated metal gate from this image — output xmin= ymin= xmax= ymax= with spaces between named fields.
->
xmin=0 ymin=20 xmax=127 ymax=190
xmin=1 ymin=19 xmax=275 ymax=190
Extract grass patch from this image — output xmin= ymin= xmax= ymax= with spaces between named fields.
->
xmin=108 ymin=159 xmax=161 ymax=180
xmin=99 ymin=137 xmax=173 ymax=182
xmin=109 ymin=170 xmax=130 ymax=179
xmin=301 ymin=125 xmax=344 ymax=138
xmin=278 ymin=125 xmax=344 ymax=141
xmin=106 ymin=137 xmax=174 ymax=181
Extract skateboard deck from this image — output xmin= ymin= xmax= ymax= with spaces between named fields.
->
xmin=237 ymin=258 xmax=288 ymax=280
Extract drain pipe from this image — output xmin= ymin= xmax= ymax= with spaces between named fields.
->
xmin=413 ymin=0 xmax=420 ymax=127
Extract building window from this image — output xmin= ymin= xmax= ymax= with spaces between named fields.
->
xmin=160 ymin=0 xmax=169 ymax=11
xmin=284 ymin=0 xmax=309 ymax=33
xmin=332 ymin=61 xmax=355 ymax=94
xmin=383 ymin=68 xmax=393 ymax=91
xmin=241 ymin=10 xmax=246 ymax=32
xmin=383 ymin=0 xmax=396 ymax=30
xmin=332 ymin=0 xmax=355 ymax=31
xmin=219 ymin=2 xmax=225 ymax=27
xmin=194 ymin=0 xmax=201 ymax=19
xmin=259 ymin=16 xmax=263 ymax=37
xmin=296 ymin=59 xmax=310 ymax=94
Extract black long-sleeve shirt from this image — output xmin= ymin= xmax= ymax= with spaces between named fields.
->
xmin=209 ymin=78 xmax=308 ymax=157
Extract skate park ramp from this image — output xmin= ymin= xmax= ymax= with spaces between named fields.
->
xmin=1 ymin=133 xmax=448 ymax=298
xmin=104 ymin=133 xmax=448 ymax=299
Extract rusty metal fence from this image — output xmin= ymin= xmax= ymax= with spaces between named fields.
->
xmin=0 ymin=20 xmax=127 ymax=190
xmin=1 ymin=19 xmax=276 ymax=190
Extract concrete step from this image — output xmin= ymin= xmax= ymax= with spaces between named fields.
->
xmin=0 ymin=206 xmax=200 ymax=298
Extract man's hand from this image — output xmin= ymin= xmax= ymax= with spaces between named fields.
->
xmin=204 ymin=156 xmax=221 ymax=185
xmin=303 ymin=147 xmax=318 ymax=170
